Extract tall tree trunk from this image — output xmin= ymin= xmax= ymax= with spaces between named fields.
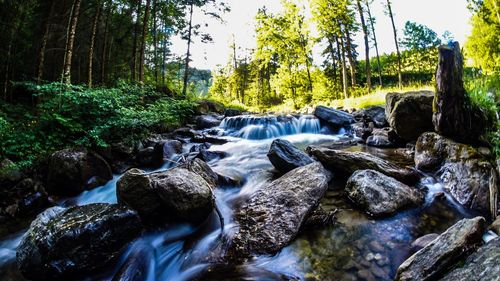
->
xmin=338 ymin=33 xmax=349 ymax=99
xmin=139 ymin=0 xmax=151 ymax=83
xmin=182 ymin=1 xmax=194 ymax=97
xmin=366 ymin=0 xmax=383 ymax=87
xmin=101 ymin=0 xmax=111 ymax=85
xmin=88 ymin=0 xmax=102 ymax=87
xmin=335 ymin=35 xmax=343 ymax=93
xmin=37 ymin=0 xmax=56 ymax=85
xmin=387 ymin=0 xmax=402 ymax=88
xmin=357 ymin=0 xmax=371 ymax=92
xmin=152 ymin=0 xmax=158 ymax=84
xmin=63 ymin=0 xmax=82 ymax=85
xmin=344 ymin=29 xmax=357 ymax=87
xmin=131 ymin=0 xmax=142 ymax=82
xmin=328 ymin=37 xmax=338 ymax=86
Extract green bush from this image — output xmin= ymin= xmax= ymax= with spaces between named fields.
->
xmin=0 ymin=82 xmax=196 ymax=167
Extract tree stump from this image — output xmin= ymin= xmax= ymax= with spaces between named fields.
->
xmin=433 ymin=42 xmax=489 ymax=145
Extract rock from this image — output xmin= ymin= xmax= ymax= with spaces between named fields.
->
xmin=229 ymin=162 xmax=332 ymax=258
xmin=346 ymin=170 xmax=424 ymax=217
xmin=46 ymin=148 xmax=113 ymax=196
xmin=415 ymin=132 xmax=497 ymax=217
xmin=352 ymin=122 xmax=374 ymax=140
xmin=160 ymin=140 xmax=183 ymax=159
xmin=173 ymin=127 xmax=198 ymax=139
xmin=179 ymin=158 xmax=219 ymax=188
xmin=195 ymin=114 xmax=223 ymax=129
xmin=395 ymin=217 xmax=486 ymax=281
xmin=307 ymin=147 xmax=419 ymax=184
xmin=385 ymin=91 xmax=435 ymax=141
xmin=366 ymin=128 xmax=395 ymax=148
xmin=301 ymin=207 xmax=337 ymax=229
xmin=433 ymin=42 xmax=491 ymax=145
xmin=411 ymin=233 xmax=439 ymax=252
xmin=136 ymin=147 xmax=157 ymax=167
xmin=16 ymin=204 xmax=142 ymax=280
xmin=225 ymin=108 xmax=243 ymax=117
xmin=117 ymin=168 xmax=162 ymax=218
xmin=0 ymin=159 xmax=24 ymax=188
xmin=189 ymin=142 xmax=211 ymax=154
xmin=192 ymin=134 xmax=229 ymax=145
xmin=267 ymin=139 xmax=314 ymax=173
xmin=150 ymin=168 xmax=215 ymax=223
xmin=98 ymin=142 xmax=137 ymax=174
xmin=4 ymin=178 xmax=50 ymax=218
xmin=195 ymin=100 xmax=225 ymax=115
xmin=314 ymin=106 xmax=355 ymax=128
xmin=117 ymin=161 xmax=216 ymax=223
xmin=217 ymin=173 xmax=243 ymax=188
xmin=489 ymin=217 xmax=500 ymax=235
xmin=353 ymin=106 xmax=387 ymax=128
xmin=196 ymin=150 xmax=228 ymax=162
xmin=111 ymin=243 xmax=154 ymax=281
xmin=439 ymin=238 xmax=500 ymax=281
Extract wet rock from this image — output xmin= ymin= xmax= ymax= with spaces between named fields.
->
xmin=150 ymin=168 xmax=215 ymax=223
xmin=111 ymin=243 xmax=154 ymax=281
xmin=159 ymin=140 xmax=183 ymax=159
xmin=415 ymin=132 xmax=497 ymax=217
xmin=117 ymin=169 xmax=161 ymax=218
xmin=195 ymin=114 xmax=223 ymax=129
xmin=346 ymin=170 xmax=424 ymax=217
xmin=353 ymin=106 xmax=387 ymax=128
xmin=196 ymin=150 xmax=228 ymax=162
xmin=267 ymin=139 xmax=314 ymax=173
xmin=16 ymin=204 xmax=142 ymax=280
xmin=386 ymin=91 xmax=434 ymax=141
xmin=217 ymin=173 xmax=243 ymax=188
xmin=433 ymin=42 xmax=491 ymax=145
xmin=395 ymin=217 xmax=486 ymax=281
xmin=411 ymin=233 xmax=439 ymax=252
xmin=189 ymin=142 xmax=211 ymax=154
xmin=439 ymin=237 xmax=500 ymax=281
xmin=192 ymin=134 xmax=229 ymax=145
xmin=307 ymin=147 xmax=419 ymax=184
xmin=179 ymin=158 xmax=219 ymax=188
xmin=173 ymin=127 xmax=198 ymax=139
xmin=46 ymin=148 xmax=113 ymax=196
xmin=97 ymin=142 xmax=137 ymax=174
xmin=229 ymin=162 xmax=332 ymax=257
xmin=314 ymin=106 xmax=355 ymax=128
xmin=136 ymin=147 xmax=157 ymax=167
xmin=366 ymin=128 xmax=395 ymax=148
xmin=301 ymin=207 xmax=337 ymax=229
xmin=118 ymin=162 xmax=215 ymax=223
xmin=352 ymin=122 xmax=374 ymax=140
xmin=3 ymin=179 xmax=50 ymax=218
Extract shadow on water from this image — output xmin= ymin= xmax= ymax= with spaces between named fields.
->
xmin=0 ymin=115 xmax=478 ymax=281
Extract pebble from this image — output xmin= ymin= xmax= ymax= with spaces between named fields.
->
xmin=357 ymin=269 xmax=377 ymax=281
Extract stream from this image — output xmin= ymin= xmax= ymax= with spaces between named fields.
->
xmin=0 ymin=115 xmax=478 ymax=281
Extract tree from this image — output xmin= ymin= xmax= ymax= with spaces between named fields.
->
xmin=88 ymin=0 xmax=102 ymax=87
xmin=385 ymin=0 xmax=402 ymax=88
xmin=465 ymin=0 xmax=500 ymax=73
xmin=365 ymin=0 xmax=382 ymax=86
xmin=356 ymin=0 xmax=370 ymax=91
xmin=37 ymin=0 xmax=56 ymax=84
xmin=62 ymin=0 xmax=82 ymax=84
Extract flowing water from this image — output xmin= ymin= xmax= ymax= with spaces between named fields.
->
xmin=0 ymin=115 xmax=478 ymax=281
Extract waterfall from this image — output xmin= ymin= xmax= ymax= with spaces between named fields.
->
xmin=219 ymin=115 xmax=321 ymax=140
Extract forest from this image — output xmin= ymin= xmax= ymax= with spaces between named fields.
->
xmin=0 ymin=0 xmax=499 ymax=280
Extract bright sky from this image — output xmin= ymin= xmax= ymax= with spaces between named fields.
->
xmin=171 ymin=0 xmax=473 ymax=70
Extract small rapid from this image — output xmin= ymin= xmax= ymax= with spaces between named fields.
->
xmin=0 ymin=115 xmax=479 ymax=281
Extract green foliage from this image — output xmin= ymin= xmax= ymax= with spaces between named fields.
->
xmin=465 ymin=0 xmax=500 ymax=73
xmin=0 ymin=82 xmax=195 ymax=167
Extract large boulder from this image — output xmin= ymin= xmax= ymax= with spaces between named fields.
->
xmin=385 ymin=91 xmax=434 ymax=142
xmin=117 ymin=160 xmax=216 ymax=223
xmin=433 ymin=42 xmax=491 ymax=145
xmin=395 ymin=217 xmax=486 ymax=281
xmin=314 ymin=106 xmax=355 ymax=128
xmin=16 ymin=204 xmax=142 ymax=280
xmin=415 ymin=132 xmax=497 ymax=217
xmin=346 ymin=170 xmax=424 ymax=217
xmin=229 ymin=162 xmax=332 ymax=258
xmin=46 ymin=148 xmax=113 ymax=196
xmin=353 ymin=105 xmax=387 ymax=128
xmin=195 ymin=114 xmax=223 ymax=130
xmin=439 ymin=238 xmax=500 ymax=281
xmin=267 ymin=139 xmax=314 ymax=173
xmin=307 ymin=147 xmax=419 ymax=184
